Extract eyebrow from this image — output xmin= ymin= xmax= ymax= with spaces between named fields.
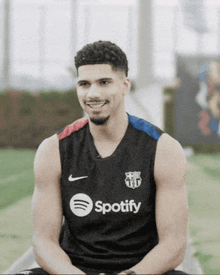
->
xmin=98 ymin=78 xmax=113 ymax=82
xmin=77 ymin=78 xmax=113 ymax=85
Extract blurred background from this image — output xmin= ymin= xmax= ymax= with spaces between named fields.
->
xmin=1 ymin=0 xmax=220 ymax=89
xmin=0 ymin=0 xmax=220 ymax=274
xmin=1 ymin=0 xmax=220 ymax=148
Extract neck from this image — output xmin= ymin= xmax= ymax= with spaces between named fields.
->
xmin=89 ymin=112 xmax=129 ymax=143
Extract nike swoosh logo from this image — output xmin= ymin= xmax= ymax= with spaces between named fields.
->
xmin=68 ymin=175 xmax=88 ymax=182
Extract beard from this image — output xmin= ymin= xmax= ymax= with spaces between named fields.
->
xmin=90 ymin=115 xmax=110 ymax=125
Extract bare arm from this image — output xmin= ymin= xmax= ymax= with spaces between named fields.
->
xmin=125 ymin=134 xmax=188 ymax=274
xmin=32 ymin=134 xmax=85 ymax=274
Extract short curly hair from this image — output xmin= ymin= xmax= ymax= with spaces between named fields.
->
xmin=74 ymin=41 xmax=129 ymax=76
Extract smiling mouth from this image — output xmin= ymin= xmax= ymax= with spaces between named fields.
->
xmin=86 ymin=101 xmax=107 ymax=109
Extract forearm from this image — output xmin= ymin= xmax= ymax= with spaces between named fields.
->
xmin=33 ymin=237 xmax=85 ymax=274
xmin=130 ymin=238 xmax=186 ymax=274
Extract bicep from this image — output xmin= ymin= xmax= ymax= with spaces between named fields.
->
xmin=32 ymin=135 xmax=63 ymax=244
xmin=155 ymin=184 xmax=188 ymax=242
xmin=154 ymin=134 xmax=188 ymax=242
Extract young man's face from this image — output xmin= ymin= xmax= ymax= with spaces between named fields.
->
xmin=76 ymin=64 xmax=130 ymax=125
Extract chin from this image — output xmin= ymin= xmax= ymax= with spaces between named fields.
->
xmin=90 ymin=115 xmax=110 ymax=125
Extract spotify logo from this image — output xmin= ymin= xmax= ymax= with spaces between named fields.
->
xmin=70 ymin=194 xmax=142 ymax=217
xmin=70 ymin=193 xmax=93 ymax=217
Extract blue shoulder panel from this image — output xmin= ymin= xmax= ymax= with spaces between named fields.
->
xmin=128 ymin=114 xmax=161 ymax=140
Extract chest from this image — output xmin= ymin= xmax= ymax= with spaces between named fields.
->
xmin=93 ymin=140 xmax=120 ymax=158
xmin=60 ymin=145 xmax=156 ymax=219
xmin=60 ymin=124 xmax=158 ymax=220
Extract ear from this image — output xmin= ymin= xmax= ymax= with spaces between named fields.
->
xmin=122 ymin=77 xmax=131 ymax=95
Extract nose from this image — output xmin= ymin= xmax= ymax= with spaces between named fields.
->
xmin=87 ymin=84 xmax=102 ymax=99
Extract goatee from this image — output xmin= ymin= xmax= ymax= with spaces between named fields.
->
xmin=90 ymin=116 xmax=110 ymax=125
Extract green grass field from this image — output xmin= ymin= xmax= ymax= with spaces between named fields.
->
xmin=0 ymin=149 xmax=36 ymax=273
xmin=0 ymin=149 xmax=36 ymax=210
xmin=187 ymin=154 xmax=220 ymax=274
xmin=0 ymin=149 xmax=220 ymax=274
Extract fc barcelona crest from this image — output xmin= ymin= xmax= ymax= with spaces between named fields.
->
xmin=125 ymin=171 xmax=142 ymax=189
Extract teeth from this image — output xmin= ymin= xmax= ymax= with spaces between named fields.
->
xmin=91 ymin=104 xmax=104 ymax=108
xmin=87 ymin=102 xmax=106 ymax=108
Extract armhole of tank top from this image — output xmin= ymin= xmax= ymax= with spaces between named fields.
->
xmin=151 ymin=132 xmax=163 ymax=182
xmin=57 ymin=133 xmax=65 ymax=175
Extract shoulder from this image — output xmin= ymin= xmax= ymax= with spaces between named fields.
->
xmin=57 ymin=117 xmax=89 ymax=140
xmin=154 ymin=133 xmax=187 ymax=186
xmin=35 ymin=134 xmax=59 ymax=159
xmin=34 ymin=134 xmax=61 ymax=180
xmin=156 ymin=133 xmax=186 ymax=162
xmin=128 ymin=114 xmax=163 ymax=140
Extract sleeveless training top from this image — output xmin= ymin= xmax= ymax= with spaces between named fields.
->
xmin=57 ymin=114 xmax=164 ymax=274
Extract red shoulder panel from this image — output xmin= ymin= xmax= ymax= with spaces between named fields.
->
xmin=58 ymin=117 xmax=89 ymax=140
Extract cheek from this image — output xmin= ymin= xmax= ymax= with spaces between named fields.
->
xmin=77 ymin=89 xmax=85 ymax=101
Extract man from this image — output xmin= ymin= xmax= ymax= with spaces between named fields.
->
xmin=18 ymin=41 xmax=188 ymax=275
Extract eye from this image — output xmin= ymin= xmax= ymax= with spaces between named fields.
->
xmin=100 ymin=80 xmax=109 ymax=85
xmin=79 ymin=82 xmax=89 ymax=87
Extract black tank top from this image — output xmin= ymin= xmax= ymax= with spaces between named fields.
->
xmin=57 ymin=114 xmax=164 ymax=273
